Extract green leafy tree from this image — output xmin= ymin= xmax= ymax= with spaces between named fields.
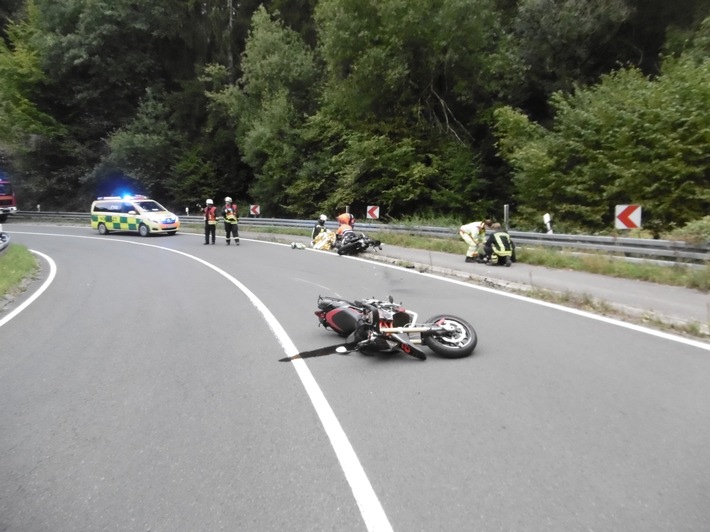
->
xmin=309 ymin=0 xmax=524 ymax=219
xmin=512 ymin=0 xmax=631 ymax=98
xmin=0 ymin=1 xmax=63 ymax=153
xmin=97 ymin=89 xmax=184 ymax=199
xmin=495 ymin=27 xmax=710 ymax=233
xmin=207 ymin=6 xmax=320 ymax=215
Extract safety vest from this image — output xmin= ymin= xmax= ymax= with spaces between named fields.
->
xmin=460 ymin=221 xmax=486 ymax=236
xmin=336 ymin=223 xmax=354 ymax=236
xmin=223 ymin=203 xmax=238 ymax=223
xmin=490 ymin=231 xmax=513 ymax=256
xmin=337 ymin=213 xmax=354 ymax=227
xmin=205 ymin=206 xmax=217 ymax=224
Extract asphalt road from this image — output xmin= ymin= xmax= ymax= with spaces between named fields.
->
xmin=2 ymin=225 xmax=709 ymax=531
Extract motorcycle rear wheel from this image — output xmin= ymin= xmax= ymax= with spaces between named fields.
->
xmin=422 ymin=315 xmax=477 ymax=358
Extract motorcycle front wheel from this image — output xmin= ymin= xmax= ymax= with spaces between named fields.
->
xmin=422 ymin=315 xmax=477 ymax=358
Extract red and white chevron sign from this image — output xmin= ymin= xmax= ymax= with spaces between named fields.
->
xmin=250 ymin=204 xmax=260 ymax=216
xmin=366 ymin=205 xmax=380 ymax=219
xmin=615 ymin=204 xmax=641 ymax=229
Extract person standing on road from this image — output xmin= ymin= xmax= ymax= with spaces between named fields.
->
xmin=222 ymin=196 xmax=239 ymax=245
xmin=459 ymin=219 xmax=492 ymax=263
xmin=483 ymin=223 xmax=515 ymax=266
xmin=204 ymin=199 xmax=217 ymax=245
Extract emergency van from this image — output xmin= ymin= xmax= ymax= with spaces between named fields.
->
xmin=90 ymin=195 xmax=180 ymax=236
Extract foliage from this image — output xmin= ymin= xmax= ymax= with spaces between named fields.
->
xmin=306 ymin=0 xmax=524 ymax=220
xmin=495 ymin=41 xmax=710 ymax=234
xmin=0 ymin=243 xmax=37 ymax=298
xmin=0 ymin=1 xmax=64 ymax=153
xmin=0 ymin=0 xmax=709 ymax=230
xmin=670 ymin=215 xmax=710 ymax=244
xmin=97 ymin=89 xmax=184 ymax=199
xmin=206 ymin=5 xmax=320 ymax=216
xmin=512 ymin=0 xmax=632 ymax=97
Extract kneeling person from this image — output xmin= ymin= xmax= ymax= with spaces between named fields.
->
xmin=483 ymin=223 xmax=515 ymax=266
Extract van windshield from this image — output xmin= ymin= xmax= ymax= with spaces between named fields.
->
xmin=136 ymin=200 xmax=167 ymax=212
xmin=0 ymin=182 xmax=13 ymax=195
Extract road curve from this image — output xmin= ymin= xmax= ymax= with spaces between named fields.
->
xmin=1 ymin=225 xmax=709 ymax=532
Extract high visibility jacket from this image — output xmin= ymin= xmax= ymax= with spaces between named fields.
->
xmin=222 ymin=203 xmax=238 ymax=223
xmin=336 ymin=223 xmax=354 ymax=236
xmin=204 ymin=206 xmax=217 ymax=224
xmin=486 ymin=231 xmax=513 ymax=256
xmin=337 ymin=213 xmax=354 ymax=227
xmin=460 ymin=221 xmax=486 ymax=237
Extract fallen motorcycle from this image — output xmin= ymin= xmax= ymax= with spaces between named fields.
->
xmin=336 ymin=231 xmax=382 ymax=256
xmin=313 ymin=296 xmax=477 ymax=360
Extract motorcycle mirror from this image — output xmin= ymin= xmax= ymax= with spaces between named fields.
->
xmin=388 ymin=295 xmax=394 ymax=303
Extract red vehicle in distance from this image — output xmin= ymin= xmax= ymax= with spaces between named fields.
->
xmin=0 ymin=180 xmax=17 ymax=223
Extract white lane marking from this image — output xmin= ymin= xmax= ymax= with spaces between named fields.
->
xmin=9 ymin=232 xmax=393 ymax=532
xmin=0 ymin=250 xmax=57 ymax=329
xmin=339 ymin=254 xmax=710 ymax=352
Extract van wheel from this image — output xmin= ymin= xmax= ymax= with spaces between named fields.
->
xmin=139 ymin=224 xmax=150 ymax=237
xmin=98 ymin=223 xmax=109 ymax=235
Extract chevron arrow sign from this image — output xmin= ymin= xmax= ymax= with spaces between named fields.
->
xmin=615 ymin=204 xmax=642 ymax=229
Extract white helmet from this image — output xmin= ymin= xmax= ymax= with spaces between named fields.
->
xmin=206 ymin=199 xmax=213 ymax=205
xmin=225 ymin=196 xmax=232 ymax=202
xmin=319 ymin=214 xmax=327 ymax=222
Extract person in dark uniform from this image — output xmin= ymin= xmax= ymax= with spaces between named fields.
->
xmin=204 ymin=199 xmax=217 ymax=245
xmin=483 ymin=223 xmax=515 ymax=266
xmin=222 ymin=196 xmax=239 ymax=245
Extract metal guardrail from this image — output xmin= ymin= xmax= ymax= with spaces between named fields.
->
xmin=11 ymin=211 xmax=710 ymax=263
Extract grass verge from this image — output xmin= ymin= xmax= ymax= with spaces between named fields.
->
xmin=0 ymin=244 xmax=39 ymax=301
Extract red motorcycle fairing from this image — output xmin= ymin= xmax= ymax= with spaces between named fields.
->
xmin=315 ymin=297 xmax=363 ymax=335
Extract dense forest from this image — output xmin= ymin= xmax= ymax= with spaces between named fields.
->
xmin=1 ymin=0 xmax=708 ymax=232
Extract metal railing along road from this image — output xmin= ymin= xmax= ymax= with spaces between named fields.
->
xmin=10 ymin=211 xmax=710 ymax=263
